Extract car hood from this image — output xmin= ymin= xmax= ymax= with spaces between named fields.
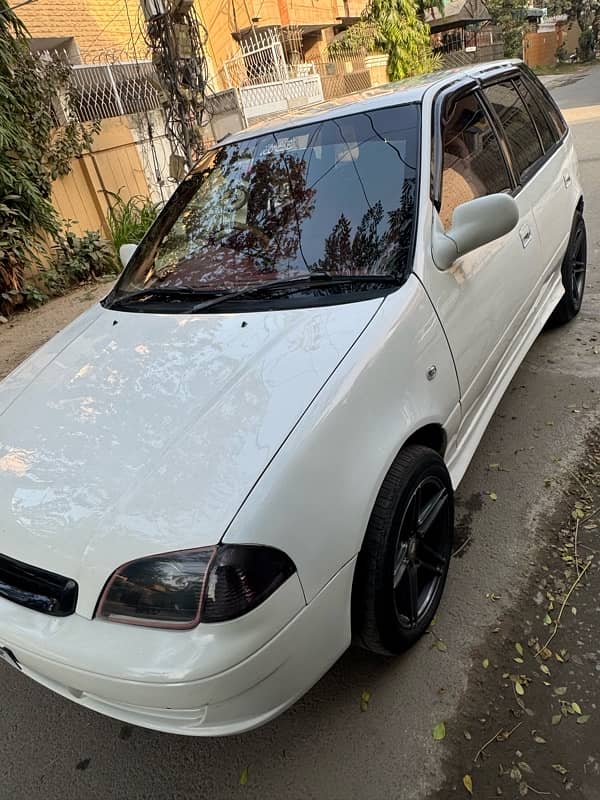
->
xmin=0 ymin=300 xmax=381 ymax=615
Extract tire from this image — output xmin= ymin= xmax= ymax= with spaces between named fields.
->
xmin=352 ymin=445 xmax=454 ymax=655
xmin=549 ymin=211 xmax=587 ymax=326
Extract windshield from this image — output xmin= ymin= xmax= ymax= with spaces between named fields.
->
xmin=108 ymin=103 xmax=420 ymax=311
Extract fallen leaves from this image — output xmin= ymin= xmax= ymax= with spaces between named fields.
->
xmin=462 ymin=774 xmax=473 ymax=794
xmin=576 ymin=715 xmax=590 ymax=725
xmin=240 ymin=767 xmax=249 ymax=786
xmin=489 ymin=492 xmax=498 ymax=501
xmin=360 ymin=690 xmax=371 ymax=712
xmin=432 ymin=721 xmax=446 ymax=741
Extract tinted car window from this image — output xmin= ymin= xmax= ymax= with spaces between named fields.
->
xmin=439 ymin=92 xmax=511 ymax=229
xmin=513 ymin=76 xmax=555 ymax=151
xmin=111 ymin=105 xmax=420 ymax=309
xmin=521 ymin=69 xmax=567 ymax=140
xmin=484 ymin=81 xmax=543 ymax=180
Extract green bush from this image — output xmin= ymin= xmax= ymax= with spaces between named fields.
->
xmin=48 ymin=228 xmax=118 ymax=293
xmin=0 ymin=1 xmax=99 ymax=316
xmin=106 ymin=191 xmax=159 ymax=255
xmin=578 ymin=29 xmax=595 ymax=61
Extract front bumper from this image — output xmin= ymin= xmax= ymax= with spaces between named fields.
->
xmin=0 ymin=559 xmax=355 ymax=736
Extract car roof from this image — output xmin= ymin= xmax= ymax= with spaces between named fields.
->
xmin=219 ymin=59 xmax=522 ymax=145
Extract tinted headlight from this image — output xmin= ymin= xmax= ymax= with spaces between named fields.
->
xmin=97 ymin=545 xmax=295 ymax=629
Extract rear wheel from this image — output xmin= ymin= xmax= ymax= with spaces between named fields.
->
xmin=550 ymin=212 xmax=587 ymax=325
xmin=353 ymin=445 xmax=454 ymax=655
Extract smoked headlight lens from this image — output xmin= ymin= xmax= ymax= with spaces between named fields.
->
xmin=97 ymin=545 xmax=295 ymax=629
xmin=202 ymin=544 xmax=296 ymax=623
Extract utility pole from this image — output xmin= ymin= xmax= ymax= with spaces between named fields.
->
xmin=142 ymin=0 xmax=211 ymax=174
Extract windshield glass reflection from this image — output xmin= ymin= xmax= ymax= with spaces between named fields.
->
xmin=114 ymin=104 xmax=420 ymax=300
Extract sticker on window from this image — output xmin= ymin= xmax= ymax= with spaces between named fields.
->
xmin=259 ymin=138 xmax=302 ymax=157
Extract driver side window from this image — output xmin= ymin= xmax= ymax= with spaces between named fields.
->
xmin=440 ymin=92 xmax=511 ymax=229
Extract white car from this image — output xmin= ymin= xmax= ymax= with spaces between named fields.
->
xmin=0 ymin=60 xmax=586 ymax=736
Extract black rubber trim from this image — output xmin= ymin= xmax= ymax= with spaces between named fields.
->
xmin=0 ymin=553 xmax=78 ymax=617
xmin=430 ymin=77 xmax=478 ymax=210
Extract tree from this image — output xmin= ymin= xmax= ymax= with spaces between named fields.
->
xmin=416 ymin=0 xmax=446 ymax=19
xmin=364 ymin=0 xmax=440 ymax=79
xmin=0 ymin=0 xmax=98 ymax=314
xmin=485 ymin=0 xmax=527 ymax=57
xmin=547 ymin=0 xmax=600 ymax=36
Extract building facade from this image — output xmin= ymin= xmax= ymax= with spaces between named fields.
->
xmin=19 ymin=0 xmax=365 ymax=86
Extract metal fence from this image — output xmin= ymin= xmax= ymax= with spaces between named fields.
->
xmin=223 ymin=29 xmax=290 ymax=87
xmin=223 ymin=29 xmax=324 ymax=121
xmin=432 ymin=27 xmax=496 ymax=54
xmin=311 ymin=55 xmax=371 ymax=100
xmin=238 ymin=74 xmax=324 ymax=122
xmin=68 ymin=60 xmax=162 ymax=122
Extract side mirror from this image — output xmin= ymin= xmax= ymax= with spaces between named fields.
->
xmin=431 ymin=193 xmax=519 ymax=271
xmin=119 ymin=243 xmax=138 ymax=269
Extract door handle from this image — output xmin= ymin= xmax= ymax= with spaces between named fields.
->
xmin=519 ymin=224 xmax=532 ymax=249
xmin=564 ymin=173 xmax=572 ymax=188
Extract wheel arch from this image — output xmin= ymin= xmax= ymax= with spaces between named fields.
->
xmin=402 ymin=423 xmax=447 ymax=457
xmin=351 ymin=424 xmax=450 ymax=607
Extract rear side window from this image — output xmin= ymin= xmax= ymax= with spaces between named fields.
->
xmin=521 ymin=70 xmax=567 ymax=140
xmin=513 ymin=76 xmax=555 ymax=151
xmin=439 ymin=92 xmax=511 ymax=229
xmin=484 ymin=81 xmax=543 ymax=181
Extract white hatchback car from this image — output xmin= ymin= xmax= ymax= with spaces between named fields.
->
xmin=0 ymin=60 xmax=586 ymax=736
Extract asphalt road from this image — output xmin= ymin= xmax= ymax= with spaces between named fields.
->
xmin=0 ymin=68 xmax=599 ymax=800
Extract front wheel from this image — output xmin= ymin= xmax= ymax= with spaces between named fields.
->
xmin=352 ymin=445 xmax=454 ymax=655
xmin=549 ymin=212 xmax=587 ymax=326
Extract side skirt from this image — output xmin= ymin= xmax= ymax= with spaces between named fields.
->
xmin=446 ymin=274 xmax=565 ymax=488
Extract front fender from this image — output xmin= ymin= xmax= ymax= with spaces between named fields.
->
xmin=223 ymin=275 xmax=460 ymax=602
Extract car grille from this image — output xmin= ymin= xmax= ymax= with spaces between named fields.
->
xmin=0 ymin=553 xmax=78 ymax=616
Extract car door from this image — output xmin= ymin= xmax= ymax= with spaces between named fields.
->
xmin=421 ymin=85 xmax=542 ymax=440
xmin=514 ymin=69 xmax=580 ymax=276
xmin=481 ymin=74 xmax=571 ymax=292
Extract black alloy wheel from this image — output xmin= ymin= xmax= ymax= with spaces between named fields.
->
xmin=392 ymin=475 xmax=451 ymax=631
xmin=550 ymin=212 xmax=587 ymax=325
xmin=569 ymin=219 xmax=586 ymax=309
xmin=353 ymin=445 xmax=454 ymax=655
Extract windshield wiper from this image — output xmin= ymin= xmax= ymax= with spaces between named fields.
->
xmin=188 ymin=274 xmax=400 ymax=313
xmin=107 ymin=286 xmax=218 ymax=310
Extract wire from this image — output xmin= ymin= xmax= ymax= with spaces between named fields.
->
xmin=84 ymin=0 xmax=131 ymax=55
xmin=141 ymin=5 xmax=213 ymax=170
xmin=0 ymin=0 xmax=37 ymax=16
xmin=124 ymin=0 xmax=167 ymax=203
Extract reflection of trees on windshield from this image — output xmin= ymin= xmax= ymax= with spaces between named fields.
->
xmin=316 ymin=179 xmax=416 ymax=278
xmin=116 ymin=105 xmax=421 ymax=295
xmin=225 ymin=153 xmax=316 ymax=271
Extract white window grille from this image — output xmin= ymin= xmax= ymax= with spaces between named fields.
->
xmin=68 ymin=61 xmax=163 ymax=122
xmin=223 ymin=29 xmax=324 ymax=122
xmin=224 ymin=29 xmax=290 ymax=88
